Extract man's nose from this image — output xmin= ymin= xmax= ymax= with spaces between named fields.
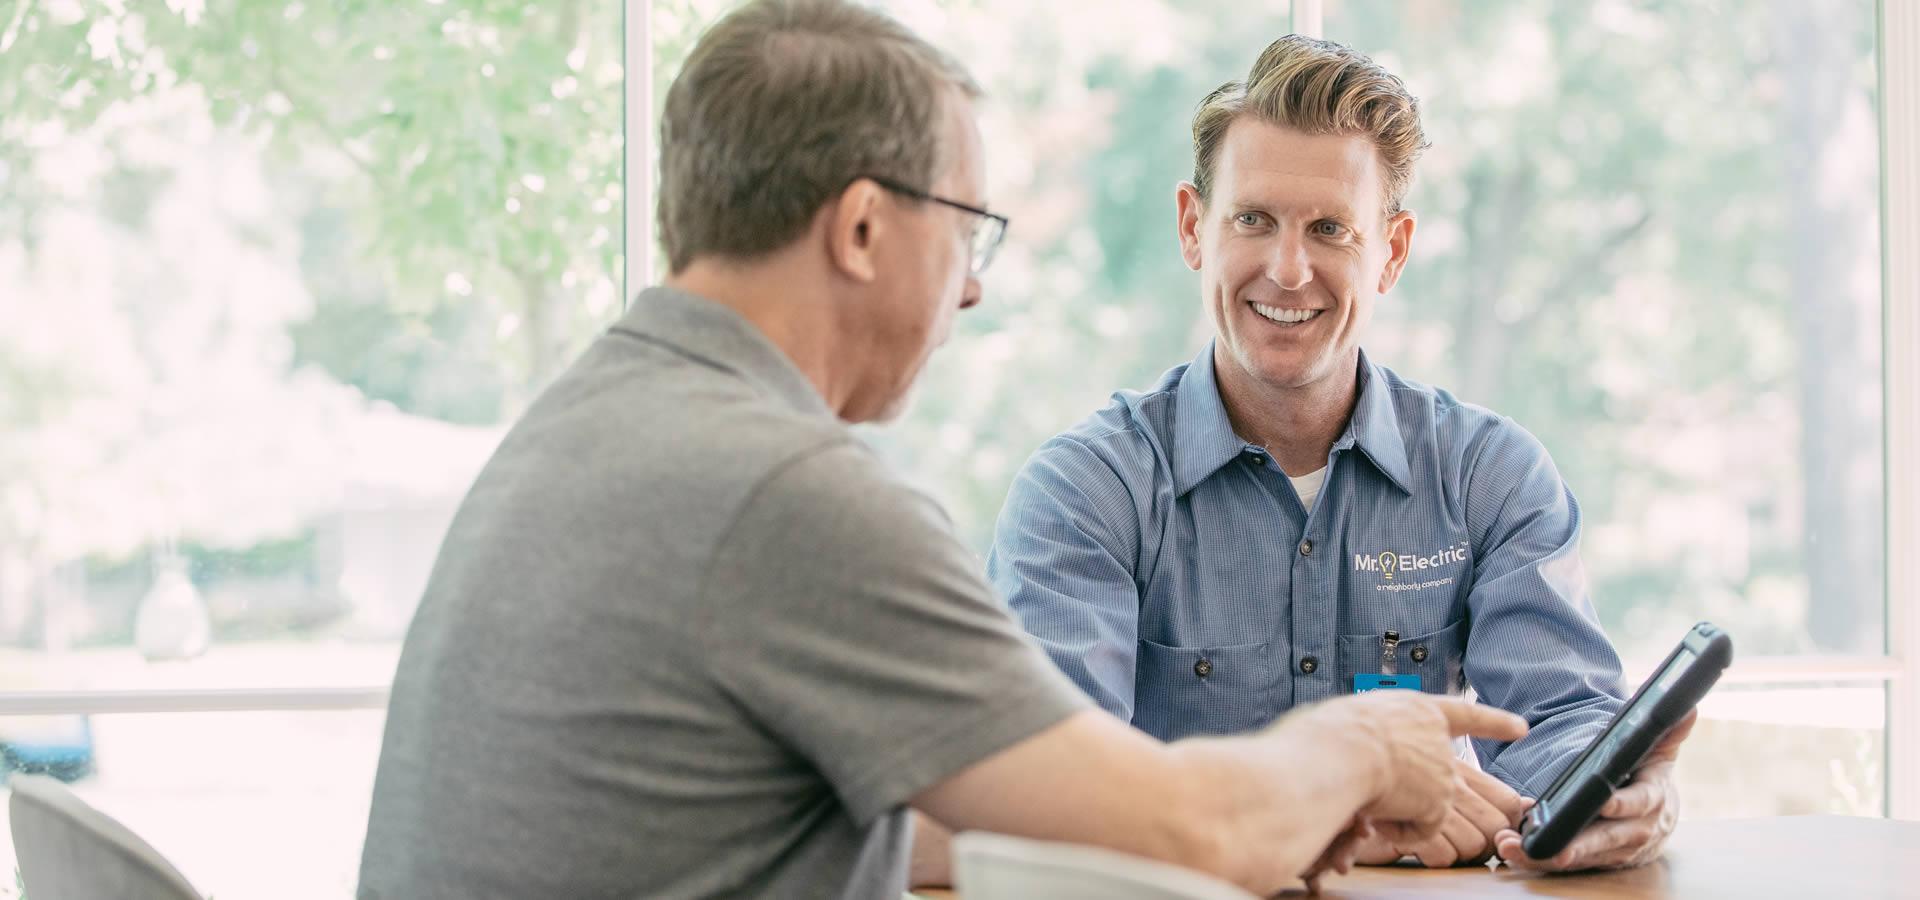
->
xmin=1266 ymin=232 xmax=1312 ymax=291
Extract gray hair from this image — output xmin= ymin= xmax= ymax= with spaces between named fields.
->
xmin=657 ymin=0 xmax=982 ymax=273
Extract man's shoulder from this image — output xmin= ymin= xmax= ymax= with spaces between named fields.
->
xmin=520 ymin=331 xmax=852 ymax=478
xmin=453 ymin=335 xmax=860 ymax=578
xmin=750 ymin=437 xmax=919 ymax=517
xmin=1371 ymin=363 xmax=1562 ymax=515
xmin=1375 ymin=363 xmax=1546 ymax=459
xmin=1021 ymin=363 xmax=1185 ymax=492
xmin=1376 ymin=364 xmax=1505 ymax=435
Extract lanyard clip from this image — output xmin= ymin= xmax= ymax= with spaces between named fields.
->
xmin=1382 ymin=630 xmax=1400 ymax=675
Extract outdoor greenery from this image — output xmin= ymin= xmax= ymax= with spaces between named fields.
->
xmin=708 ymin=0 xmax=1886 ymax=662
xmin=0 ymin=0 xmax=1883 ymax=658
xmin=0 ymin=0 xmax=621 ymax=647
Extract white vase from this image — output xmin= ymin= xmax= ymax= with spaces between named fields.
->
xmin=134 ymin=559 xmax=211 ymax=661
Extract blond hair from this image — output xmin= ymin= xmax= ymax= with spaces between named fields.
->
xmin=1191 ymin=34 xmax=1428 ymax=215
xmin=657 ymin=0 xmax=981 ymax=274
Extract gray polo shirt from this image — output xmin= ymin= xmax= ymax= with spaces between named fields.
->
xmin=356 ymin=286 xmax=1089 ymax=900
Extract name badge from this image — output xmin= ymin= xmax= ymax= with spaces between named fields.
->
xmin=1354 ymin=673 xmax=1423 ymax=693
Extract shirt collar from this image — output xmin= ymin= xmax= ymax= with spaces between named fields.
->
xmin=1170 ymin=344 xmax=1415 ymax=497
xmin=1340 ymin=349 xmax=1415 ymax=496
xmin=610 ymin=285 xmax=834 ymax=420
xmin=1171 ymin=343 xmax=1253 ymax=496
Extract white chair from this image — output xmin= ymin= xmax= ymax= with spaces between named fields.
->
xmin=952 ymin=831 xmax=1259 ymax=900
xmin=8 ymin=774 xmax=205 ymax=900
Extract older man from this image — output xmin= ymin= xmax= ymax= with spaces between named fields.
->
xmin=354 ymin=4 xmax=1524 ymax=899
xmin=992 ymin=36 xmax=1685 ymax=874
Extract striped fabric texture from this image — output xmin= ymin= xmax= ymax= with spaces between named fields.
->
xmin=989 ymin=344 xmax=1628 ymax=797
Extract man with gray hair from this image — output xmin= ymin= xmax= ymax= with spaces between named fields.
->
xmin=355 ymin=3 xmax=1524 ymax=898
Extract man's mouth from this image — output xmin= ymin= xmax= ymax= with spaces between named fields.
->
xmin=1249 ymin=301 xmax=1323 ymax=327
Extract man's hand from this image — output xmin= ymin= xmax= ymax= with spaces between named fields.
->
xmin=1301 ymin=818 xmax=1375 ymax=894
xmin=1294 ymin=692 xmax=1528 ymax=847
xmin=1351 ymin=757 xmax=1534 ymax=867
xmin=1494 ymin=710 xmax=1695 ymax=872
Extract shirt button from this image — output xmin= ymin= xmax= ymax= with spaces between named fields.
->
xmin=1299 ymin=655 xmax=1319 ymax=675
xmin=1194 ymin=658 xmax=1213 ymax=678
xmin=1299 ymin=540 xmax=1313 ymax=557
xmin=1410 ymin=646 xmax=1429 ymax=663
xmin=1246 ymin=450 xmax=1265 ymax=466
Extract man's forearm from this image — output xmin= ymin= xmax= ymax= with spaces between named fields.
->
xmin=909 ymin=811 xmax=954 ymax=888
xmin=1162 ymin=709 xmax=1387 ymax=885
xmin=913 ymin=696 xmax=1519 ymax=894
xmin=909 ymin=710 xmax=1381 ymax=894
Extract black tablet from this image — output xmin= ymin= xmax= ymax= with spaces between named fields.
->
xmin=1519 ymin=621 xmax=1733 ymax=860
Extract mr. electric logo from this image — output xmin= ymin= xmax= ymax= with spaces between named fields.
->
xmin=1354 ymin=542 xmax=1470 ymax=592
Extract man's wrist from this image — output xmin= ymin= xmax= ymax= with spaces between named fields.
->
xmin=1278 ymin=702 xmax=1393 ymax=809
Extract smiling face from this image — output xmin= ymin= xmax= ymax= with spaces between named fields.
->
xmin=1176 ymin=118 xmax=1415 ymax=397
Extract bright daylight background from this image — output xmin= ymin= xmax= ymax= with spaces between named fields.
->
xmin=0 ymin=0 xmax=1898 ymax=896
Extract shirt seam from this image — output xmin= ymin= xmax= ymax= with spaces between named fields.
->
xmin=1464 ymin=418 xmax=1530 ymax=561
xmin=1044 ymin=433 xmax=1152 ymax=588
xmin=690 ymin=436 xmax=862 ymax=697
xmin=1387 ymin=380 xmax=1461 ymax=413
xmin=1057 ymin=420 xmax=1146 ymax=448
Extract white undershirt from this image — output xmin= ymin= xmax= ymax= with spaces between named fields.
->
xmin=1288 ymin=466 xmax=1327 ymax=512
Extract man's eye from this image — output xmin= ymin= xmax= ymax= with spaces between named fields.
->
xmin=1235 ymin=212 xmax=1264 ymax=227
xmin=1315 ymin=220 xmax=1347 ymax=237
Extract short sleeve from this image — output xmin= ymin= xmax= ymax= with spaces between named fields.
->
xmin=699 ymin=441 xmax=1092 ymax=824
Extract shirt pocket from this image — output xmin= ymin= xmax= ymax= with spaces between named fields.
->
xmin=1131 ymin=639 xmax=1276 ymax=740
xmin=1335 ymin=619 xmax=1468 ymax=697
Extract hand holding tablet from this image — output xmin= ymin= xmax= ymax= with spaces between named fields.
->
xmin=1497 ymin=622 xmax=1730 ymax=870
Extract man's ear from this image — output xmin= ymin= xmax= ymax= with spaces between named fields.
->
xmin=1174 ymin=181 xmax=1206 ymax=272
xmin=1377 ymin=209 xmax=1416 ymax=294
xmin=827 ymin=178 xmax=888 ymax=283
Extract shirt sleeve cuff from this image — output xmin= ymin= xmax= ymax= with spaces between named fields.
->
xmin=837 ymin=672 xmax=1094 ymax=825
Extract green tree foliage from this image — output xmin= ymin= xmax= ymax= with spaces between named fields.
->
xmin=1 ymin=0 xmax=623 ymax=409
xmin=0 ymin=0 xmax=621 ymax=642
xmin=0 ymin=0 xmax=1885 ymax=667
xmin=660 ymin=0 xmax=1883 ymax=660
xmin=1324 ymin=0 xmax=1882 ymax=656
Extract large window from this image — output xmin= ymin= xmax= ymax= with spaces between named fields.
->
xmin=1320 ymin=0 xmax=1891 ymax=819
xmin=1328 ymin=0 xmax=1885 ymax=662
xmin=1 ymin=0 xmax=621 ymax=895
xmin=0 ymin=0 xmax=624 ymax=689
xmin=659 ymin=0 xmax=1900 ymax=820
xmin=2 ymin=0 xmax=1915 ymax=896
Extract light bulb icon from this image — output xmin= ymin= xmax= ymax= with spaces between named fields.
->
xmin=1377 ymin=551 xmax=1398 ymax=581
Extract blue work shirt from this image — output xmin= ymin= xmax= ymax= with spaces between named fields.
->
xmin=988 ymin=344 xmax=1627 ymax=797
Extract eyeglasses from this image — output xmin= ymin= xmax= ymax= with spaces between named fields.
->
xmin=866 ymin=175 xmax=1009 ymax=275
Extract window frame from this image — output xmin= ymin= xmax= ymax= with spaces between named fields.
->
xmin=1878 ymin=0 xmax=1920 ymax=822
xmin=0 ymin=0 xmax=1913 ymax=823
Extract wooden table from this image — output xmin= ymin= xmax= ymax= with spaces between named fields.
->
xmin=914 ymin=816 xmax=1920 ymax=899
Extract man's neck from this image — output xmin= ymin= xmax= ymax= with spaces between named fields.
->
xmin=665 ymin=255 xmax=862 ymax=419
xmin=1214 ymin=345 xmax=1361 ymax=477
